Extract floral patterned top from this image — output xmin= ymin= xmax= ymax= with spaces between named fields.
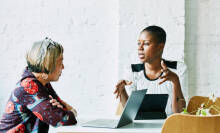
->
xmin=0 ymin=67 xmax=77 ymax=133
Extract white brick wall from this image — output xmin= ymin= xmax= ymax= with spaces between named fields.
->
xmin=0 ymin=0 xmax=119 ymax=116
xmin=0 ymin=0 xmax=185 ymax=127
xmin=118 ymin=0 xmax=187 ymax=100
xmin=118 ymin=0 xmax=185 ymax=76
xmin=185 ymin=0 xmax=220 ymax=97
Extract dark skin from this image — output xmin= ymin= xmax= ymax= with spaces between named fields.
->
xmin=114 ymin=31 xmax=186 ymax=113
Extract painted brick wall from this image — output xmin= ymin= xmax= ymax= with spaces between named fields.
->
xmin=118 ymin=0 xmax=187 ymax=98
xmin=0 ymin=0 xmax=119 ymax=117
xmin=185 ymin=0 xmax=220 ymax=97
xmin=0 ymin=1 xmax=186 ymax=131
xmin=118 ymin=0 xmax=185 ymax=68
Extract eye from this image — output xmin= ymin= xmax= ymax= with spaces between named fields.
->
xmin=137 ymin=42 xmax=141 ymax=45
xmin=144 ymin=43 xmax=149 ymax=46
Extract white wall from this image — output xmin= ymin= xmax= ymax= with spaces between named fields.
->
xmin=0 ymin=0 xmax=185 ymax=122
xmin=0 ymin=0 xmax=119 ymax=116
xmin=118 ymin=0 xmax=185 ymax=76
xmin=185 ymin=0 xmax=220 ymax=97
xmin=118 ymin=0 xmax=187 ymax=99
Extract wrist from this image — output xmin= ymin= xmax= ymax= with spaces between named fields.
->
xmin=171 ymin=75 xmax=180 ymax=85
xmin=70 ymin=108 xmax=77 ymax=117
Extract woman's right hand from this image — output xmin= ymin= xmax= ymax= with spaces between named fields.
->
xmin=114 ymin=80 xmax=132 ymax=99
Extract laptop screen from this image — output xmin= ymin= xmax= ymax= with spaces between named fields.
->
xmin=138 ymin=94 xmax=169 ymax=112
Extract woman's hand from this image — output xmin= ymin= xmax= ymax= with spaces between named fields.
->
xmin=159 ymin=61 xmax=186 ymax=113
xmin=62 ymin=101 xmax=78 ymax=117
xmin=159 ymin=60 xmax=179 ymax=85
xmin=49 ymin=95 xmax=63 ymax=109
xmin=114 ymin=80 xmax=132 ymax=99
xmin=49 ymin=95 xmax=78 ymax=117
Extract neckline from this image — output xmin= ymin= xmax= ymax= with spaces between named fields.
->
xmin=143 ymin=64 xmax=163 ymax=81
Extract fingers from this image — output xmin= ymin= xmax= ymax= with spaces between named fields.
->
xmin=160 ymin=70 xmax=169 ymax=79
xmin=159 ymin=61 xmax=170 ymax=85
xmin=52 ymin=101 xmax=59 ymax=106
xmin=159 ymin=69 xmax=169 ymax=85
xmin=57 ymin=104 xmax=63 ymax=109
xmin=52 ymin=101 xmax=63 ymax=108
xmin=159 ymin=77 xmax=168 ymax=85
xmin=71 ymin=108 xmax=78 ymax=117
xmin=50 ymin=99 xmax=57 ymax=103
xmin=116 ymin=91 xmax=121 ymax=99
xmin=70 ymin=107 xmax=78 ymax=117
xmin=49 ymin=95 xmax=53 ymax=99
xmin=161 ymin=60 xmax=168 ymax=71
xmin=49 ymin=95 xmax=63 ymax=109
xmin=115 ymin=80 xmax=125 ymax=90
xmin=114 ymin=80 xmax=125 ymax=98
xmin=125 ymin=81 xmax=132 ymax=85
xmin=114 ymin=80 xmax=132 ymax=99
xmin=115 ymin=80 xmax=132 ymax=88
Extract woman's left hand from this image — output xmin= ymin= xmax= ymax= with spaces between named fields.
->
xmin=61 ymin=100 xmax=78 ymax=117
xmin=49 ymin=95 xmax=78 ymax=117
xmin=61 ymin=100 xmax=73 ymax=111
xmin=159 ymin=60 xmax=179 ymax=85
xmin=49 ymin=95 xmax=63 ymax=109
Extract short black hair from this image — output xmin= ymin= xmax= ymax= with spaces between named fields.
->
xmin=141 ymin=25 xmax=166 ymax=44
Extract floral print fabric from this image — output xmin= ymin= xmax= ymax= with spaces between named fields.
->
xmin=0 ymin=68 xmax=77 ymax=133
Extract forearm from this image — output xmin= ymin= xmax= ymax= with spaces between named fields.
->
xmin=172 ymin=78 xmax=186 ymax=113
xmin=120 ymin=89 xmax=128 ymax=107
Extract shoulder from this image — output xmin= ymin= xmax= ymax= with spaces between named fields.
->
xmin=12 ymin=77 xmax=39 ymax=97
xmin=163 ymin=59 xmax=177 ymax=70
xmin=46 ymin=83 xmax=59 ymax=98
xmin=20 ymin=77 xmax=39 ymax=95
xmin=131 ymin=64 xmax=144 ymax=72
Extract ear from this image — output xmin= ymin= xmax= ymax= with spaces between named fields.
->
xmin=158 ymin=43 xmax=165 ymax=52
xmin=41 ymin=73 xmax=48 ymax=80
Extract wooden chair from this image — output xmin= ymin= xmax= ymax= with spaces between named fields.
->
xmin=187 ymin=96 xmax=220 ymax=115
xmin=115 ymin=102 xmax=123 ymax=115
xmin=161 ymin=113 xmax=220 ymax=133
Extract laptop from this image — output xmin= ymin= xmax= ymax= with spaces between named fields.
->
xmin=81 ymin=89 xmax=147 ymax=128
xmin=135 ymin=94 xmax=169 ymax=120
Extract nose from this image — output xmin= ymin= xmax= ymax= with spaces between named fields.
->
xmin=138 ymin=42 xmax=144 ymax=50
xmin=62 ymin=63 xmax=64 ymax=70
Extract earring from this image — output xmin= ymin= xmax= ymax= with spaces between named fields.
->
xmin=41 ymin=73 xmax=48 ymax=80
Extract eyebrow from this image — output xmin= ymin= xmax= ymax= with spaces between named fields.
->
xmin=138 ymin=40 xmax=151 ymax=43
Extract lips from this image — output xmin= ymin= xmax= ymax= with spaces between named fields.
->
xmin=138 ymin=53 xmax=145 ymax=59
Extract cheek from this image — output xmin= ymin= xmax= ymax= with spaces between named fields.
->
xmin=144 ymin=47 xmax=153 ymax=55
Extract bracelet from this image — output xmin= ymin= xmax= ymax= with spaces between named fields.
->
xmin=176 ymin=97 xmax=185 ymax=102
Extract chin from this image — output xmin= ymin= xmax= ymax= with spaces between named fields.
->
xmin=51 ymin=77 xmax=59 ymax=82
xmin=139 ymin=58 xmax=147 ymax=63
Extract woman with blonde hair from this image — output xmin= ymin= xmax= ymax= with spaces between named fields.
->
xmin=0 ymin=38 xmax=77 ymax=133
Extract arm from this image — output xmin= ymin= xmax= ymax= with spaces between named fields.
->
xmin=54 ymin=96 xmax=78 ymax=117
xmin=171 ymin=77 xmax=186 ymax=113
xmin=29 ymin=97 xmax=77 ymax=127
xmin=17 ymin=79 xmax=77 ymax=127
xmin=120 ymin=89 xmax=129 ymax=107
xmin=114 ymin=80 xmax=131 ymax=107
xmin=159 ymin=61 xmax=186 ymax=113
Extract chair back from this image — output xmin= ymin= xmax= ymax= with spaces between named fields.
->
xmin=161 ymin=114 xmax=220 ymax=133
xmin=187 ymin=96 xmax=220 ymax=115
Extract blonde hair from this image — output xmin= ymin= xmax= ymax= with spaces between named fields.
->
xmin=26 ymin=38 xmax=63 ymax=74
